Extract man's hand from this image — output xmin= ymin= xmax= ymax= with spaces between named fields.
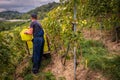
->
xmin=24 ymin=30 xmax=29 ymax=34
xmin=24 ymin=28 xmax=33 ymax=35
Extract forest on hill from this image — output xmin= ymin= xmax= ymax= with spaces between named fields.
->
xmin=0 ymin=0 xmax=120 ymax=80
xmin=0 ymin=11 xmax=21 ymax=19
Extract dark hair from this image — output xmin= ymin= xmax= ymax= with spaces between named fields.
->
xmin=31 ymin=13 xmax=37 ymax=19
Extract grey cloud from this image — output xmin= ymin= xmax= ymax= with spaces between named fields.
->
xmin=0 ymin=0 xmax=59 ymax=12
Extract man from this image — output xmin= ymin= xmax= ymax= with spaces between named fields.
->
xmin=24 ymin=13 xmax=44 ymax=74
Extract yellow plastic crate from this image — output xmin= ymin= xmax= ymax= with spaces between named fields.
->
xmin=20 ymin=29 xmax=33 ymax=41
xmin=27 ymin=41 xmax=33 ymax=49
xmin=26 ymin=35 xmax=49 ymax=52
xmin=43 ymin=35 xmax=49 ymax=52
xmin=20 ymin=28 xmax=49 ymax=53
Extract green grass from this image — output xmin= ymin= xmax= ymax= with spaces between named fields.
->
xmin=78 ymin=39 xmax=120 ymax=80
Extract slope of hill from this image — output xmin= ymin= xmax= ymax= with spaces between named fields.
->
xmin=0 ymin=0 xmax=120 ymax=80
xmin=23 ymin=2 xmax=60 ymax=19
xmin=28 ymin=2 xmax=59 ymax=14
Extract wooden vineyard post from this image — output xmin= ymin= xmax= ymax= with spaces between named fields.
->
xmin=73 ymin=0 xmax=77 ymax=80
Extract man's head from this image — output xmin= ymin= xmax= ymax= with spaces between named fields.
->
xmin=31 ymin=13 xmax=37 ymax=20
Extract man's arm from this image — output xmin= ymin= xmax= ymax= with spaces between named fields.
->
xmin=24 ymin=28 xmax=33 ymax=35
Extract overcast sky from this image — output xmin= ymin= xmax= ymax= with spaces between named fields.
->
xmin=0 ymin=0 xmax=59 ymax=13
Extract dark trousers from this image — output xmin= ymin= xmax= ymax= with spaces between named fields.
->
xmin=32 ymin=37 xmax=44 ymax=71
